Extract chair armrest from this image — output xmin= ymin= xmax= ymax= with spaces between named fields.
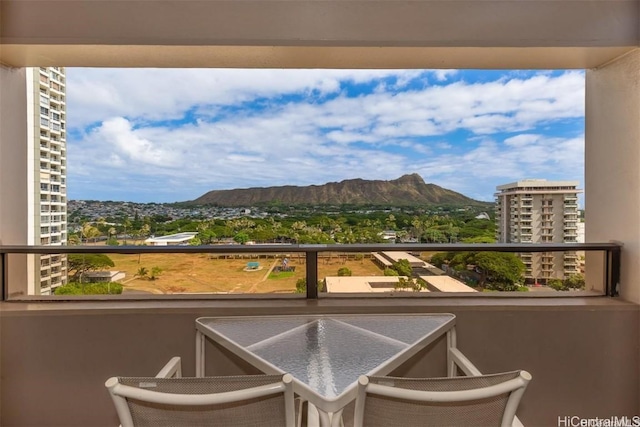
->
xmin=155 ymin=356 xmax=182 ymax=378
xmin=448 ymin=348 xmax=526 ymax=427
xmin=448 ymin=347 xmax=482 ymax=377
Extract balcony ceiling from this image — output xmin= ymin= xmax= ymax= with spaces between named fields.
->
xmin=1 ymin=0 xmax=638 ymax=68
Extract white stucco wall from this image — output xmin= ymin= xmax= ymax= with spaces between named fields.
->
xmin=586 ymin=50 xmax=640 ymax=303
xmin=0 ymin=66 xmax=30 ymax=296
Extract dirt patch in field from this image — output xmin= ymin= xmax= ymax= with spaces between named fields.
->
xmin=109 ymin=252 xmax=383 ymax=294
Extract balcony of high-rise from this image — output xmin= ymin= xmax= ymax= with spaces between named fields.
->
xmin=1 ymin=1 xmax=639 ymax=426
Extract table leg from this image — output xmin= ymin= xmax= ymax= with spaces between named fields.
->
xmin=307 ymin=403 xmax=334 ymax=427
xmin=317 ymin=409 xmax=331 ymax=427
xmin=195 ymin=330 xmax=205 ymax=378
xmin=306 ymin=403 xmax=320 ymax=427
xmin=309 ymin=406 xmax=344 ymax=427
xmin=447 ymin=327 xmax=457 ymax=378
xmin=330 ymin=408 xmax=344 ymax=427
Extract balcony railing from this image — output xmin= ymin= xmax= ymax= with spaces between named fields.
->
xmin=0 ymin=242 xmax=622 ymax=300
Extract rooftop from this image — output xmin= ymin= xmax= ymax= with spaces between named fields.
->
xmin=145 ymin=232 xmax=198 ymax=244
xmin=325 ymin=276 xmax=428 ymax=293
xmin=496 ymin=179 xmax=581 ymax=191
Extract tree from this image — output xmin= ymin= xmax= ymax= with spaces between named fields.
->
xmin=107 ymin=227 xmax=120 ymax=246
xmin=139 ymin=223 xmax=151 ymax=241
xmin=54 ymin=282 xmax=123 ymax=295
xmin=106 ymin=236 xmax=119 ymax=246
xmin=548 ymin=274 xmax=585 ymax=291
xmin=135 ymin=267 xmax=148 ymax=279
xmin=337 ymin=267 xmax=352 ymax=276
xmin=197 ymin=229 xmax=217 ymax=244
xmin=460 ymin=236 xmax=496 ymax=244
xmin=391 ymin=259 xmax=413 ymax=277
xmin=565 ymin=273 xmax=585 ymax=289
xmin=473 ymin=252 xmax=525 ymax=291
xmin=429 ymin=251 xmax=524 ymax=291
xmin=294 ymin=278 xmax=325 ymax=294
xmin=233 ymin=232 xmax=250 ymax=245
xmin=429 ymin=252 xmax=451 ymax=268
xmin=81 ymin=222 xmax=101 ymax=243
xmin=122 ymin=218 xmax=132 ymax=245
xmin=384 ymin=268 xmax=398 ymax=276
xmin=458 ymin=219 xmax=496 ymax=241
xmin=67 ymin=253 xmax=115 ymax=282
xmin=149 ymin=266 xmax=162 ymax=280
xmin=423 ymin=228 xmax=447 ymax=243
xmin=394 ymin=277 xmax=427 ymax=292
xmin=411 ymin=217 xmax=424 ymax=241
xmin=547 ymin=278 xmax=566 ymax=291
xmin=385 ymin=214 xmax=396 ymax=230
xmin=295 ymin=278 xmax=307 ymax=294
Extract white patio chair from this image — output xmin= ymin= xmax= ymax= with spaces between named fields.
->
xmin=353 ymin=370 xmax=531 ymax=427
xmin=105 ymin=357 xmax=296 ymax=427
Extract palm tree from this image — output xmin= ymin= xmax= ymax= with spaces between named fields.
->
xmin=122 ymin=218 xmax=132 ymax=245
xmin=139 ymin=224 xmax=151 ymax=240
xmin=135 ymin=267 xmax=148 ymax=279
xmin=149 ymin=266 xmax=162 ymax=280
xmin=78 ymin=222 xmax=101 ymax=286
xmin=108 ymin=227 xmax=116 ymax=239
xmin=81 ymin=222 xmax=101 ymax=243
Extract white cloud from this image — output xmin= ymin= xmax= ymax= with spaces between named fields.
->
xmin=411 ymin=134 xmax=585 ymax=200
xmin=433 ymin=70 xmax=459 ymax=81
xmin=67 ymin=69 xmax=431 ymax=129
xmin=91 ymin=117 xmax=180 ymax=166
xmin=67 ymin=70 xmax=585 ymax=202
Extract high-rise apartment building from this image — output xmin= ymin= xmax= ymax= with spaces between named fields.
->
xmin=495 ymin=179 xmax=581 ymax=284
xmin=26 ymin=67 xmax=68 ymax=294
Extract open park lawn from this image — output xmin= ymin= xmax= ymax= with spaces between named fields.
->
xmin=110 ymin=253 xmax=384 ymax=295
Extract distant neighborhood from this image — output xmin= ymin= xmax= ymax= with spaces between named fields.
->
xmin=69 ymin=200 xmax=265 ymax=223
xmin=68 ymin=199 xmax=488 ymax=225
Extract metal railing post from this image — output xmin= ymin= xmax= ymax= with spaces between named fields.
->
xmin=1 ymin=252 xmax=6 ymax=301
xmin=306 ymin=251 xmax=318 ymax=299
xmin=604 ymin=249 xmax=611 ymax=296
xmin=610 ymin=246 xmax=621 ymax=297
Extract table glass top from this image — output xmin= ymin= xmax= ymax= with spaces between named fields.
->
xmin=197 ymin=314 xmax=454 ymax=399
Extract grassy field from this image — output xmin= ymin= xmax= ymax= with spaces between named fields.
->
xmin=109 ymin=252 xmax=384 ymax=294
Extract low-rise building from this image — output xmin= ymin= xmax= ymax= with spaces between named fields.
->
xmin=418 ymin=275 xmax=477 ymax=292
xmin=83 ymin=271 xmax=125 ymax=283
xmin=325 ymin=276 xmax=427 ymax=293
xmin=145 ymin=232 xmax=198 ymax=246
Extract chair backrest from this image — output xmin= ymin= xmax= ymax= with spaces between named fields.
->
xmin=105 ymin=374 xmax=296 ymax=427
xmin=353 ymin=370 xmax=531 ymax=427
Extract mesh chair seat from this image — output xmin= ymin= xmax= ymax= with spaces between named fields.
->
xmin=353 ymin=370 xmax=531 ymax=427
xmin=107 ymin=373 xmax=295 ymax=427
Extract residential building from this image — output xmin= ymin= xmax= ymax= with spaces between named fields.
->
xmin=495 ymin=179 xmax=581 ymax=283
xmin=27 ymin=67 xmax=68 ymax=294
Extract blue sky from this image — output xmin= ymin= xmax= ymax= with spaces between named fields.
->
xmin=66 ymin=69 xmax=585 ymax=203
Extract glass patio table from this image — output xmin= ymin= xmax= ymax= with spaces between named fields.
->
xmin=195 ymin=314 xmax=456 ymax=426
